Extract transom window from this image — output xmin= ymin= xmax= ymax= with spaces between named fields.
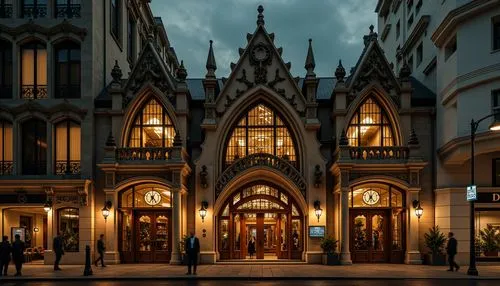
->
xmin=349 ymin=184 xmax=404 ymax=208
xmin=128 ymin=98 xmax=175 ymax=148
xmin=120 ymin=184 xmax=172 ymax=208
xmin=224 ymin=104 xmax=297 ymax=168
xmin=347 ymin=98 xmax=395 ymax=146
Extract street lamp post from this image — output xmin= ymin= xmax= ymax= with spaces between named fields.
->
xmin=467 ymin=113 xmax=500 ymax=276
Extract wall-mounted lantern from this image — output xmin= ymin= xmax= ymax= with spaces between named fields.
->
xmin=33 ymin=227 xmax=39 ymax=233
xmin=314 ymin=200 xmax=322 ymax=222
xmin=199 ymin=201 xmax=208 ymax=222
xmin=412 ymin=200 xmax=423 ymax=219
xmin=200 ymin=165 xmax=208 ymax=188
xmin=314 ymin=165 xmax=323 ymax=188
xmin=102 ymin=200 xmax=113 ymax=221
xmin=43 ymin=200 xmax=52 ymax=213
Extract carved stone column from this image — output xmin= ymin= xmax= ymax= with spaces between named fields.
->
xmin=340 ymin=186 xmax=352 ymax=265
xmin=170 ymin=189 xmax=182 ymax=264
xmin=405 ymin=189 xmax=422 ymax=264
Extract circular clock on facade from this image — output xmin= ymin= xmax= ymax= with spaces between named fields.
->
xmin=362 ymin=189 xmax=380 ymax=205
xmin=144 ymin=190 xmax=161 ymax=206
xmin=251 ymin=44 xmax=270 ymax=62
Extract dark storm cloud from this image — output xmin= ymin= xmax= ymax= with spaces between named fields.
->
xmin=151 ymin=0 xmax=378 ymax=78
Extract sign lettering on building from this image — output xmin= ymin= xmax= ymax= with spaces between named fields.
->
xmin=475 ymin=192 xmax=500 ymax=204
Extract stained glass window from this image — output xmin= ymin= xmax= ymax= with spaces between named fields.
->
xmin=224 ymin=104 xmax=297 ymax=168
xmin=347 ymin=98 xmax=395 ymax=146
xmin=128 ymin=98 xmax=175 ymax=148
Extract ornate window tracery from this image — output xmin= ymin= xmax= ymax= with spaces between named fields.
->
xmin=347 ymin=98 xmax=395 ymax=146
xmin=127 ymin=98 xmax=175 ymax=148
xmin=224 ymin=104 xmax=297 ymax=168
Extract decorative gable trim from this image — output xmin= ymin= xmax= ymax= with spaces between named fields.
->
xmin=0 ymin=19 xmax=87 ymax=41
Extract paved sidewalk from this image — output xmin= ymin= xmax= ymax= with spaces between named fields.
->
xmin=0 ymin=264 xmax=499 ymax=281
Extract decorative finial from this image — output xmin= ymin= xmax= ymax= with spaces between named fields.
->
xmin=111 ymin=60 xmax=122 ymax=84
xmin=335 ymin=59 xmax=346 ymax=82
xmin=363 ymin=24 xmax=378 ymax=47
xmin=176 ymin=60 xmax=187 ymax=82
xmin=205 ymin=40 xmax=217 ymax=79
xmin=339 ymin=129 xmax=349 ymax=146
xmin=257 ymin=5 xmax=265 ymax=26
xmin=105 ymin=131 xmax=116 ymax=147
xmin=408 ymin=129 xmax=419 ymax=145
xmin=399 ymin=59 xmax=411 ymax=81
xmin=304 ymin=38 xmax=316 ymax=77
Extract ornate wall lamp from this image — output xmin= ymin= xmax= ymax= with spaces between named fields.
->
xmin=43 ymin=200 xmax=53 ymax=213
xmin=314 ymin=165 xmax=323 ymax=188
xmin=199 ymin=201 xmax=208 ymax=222
xmin=102 ymin=200 xmax=113 ymax=221
xmin=33 ymin=227 xmax=39 ymax=233
xmin=412 ymin=200 xmax=423 ymax=219
xmin=314 ymin=200 xmax=322 ymax=222
xmin=200 ymin=165 xmax=208 ymax=188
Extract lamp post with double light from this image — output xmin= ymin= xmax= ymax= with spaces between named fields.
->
xmin=467 ymin=112 xmax=500 ymax=276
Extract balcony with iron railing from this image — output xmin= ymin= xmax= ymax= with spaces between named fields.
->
xmin=21 ymin=3 xmax=47 ymax=18
xmin=0 ymin=3 xmax=12 ymax=18
xmin=55 ymin=160 xmax=81 ymax=175
xmin=21 ymin=85 xmax=48 ymax=99
xmin=115 ymin=147 xmax=175 ymax=161
xmin=55 ymin=84 xmax=80 ymax=98
xmin=55 ymin=3 xmax=81 ymax=18
xmin=347 ymin=146 xmax=410 ymax=161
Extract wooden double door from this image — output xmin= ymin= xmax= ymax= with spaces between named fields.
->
xmin=135 ymin=210 xmax=172 ymax=263
xmin=350 ymin=209 xmax=390 ymax=263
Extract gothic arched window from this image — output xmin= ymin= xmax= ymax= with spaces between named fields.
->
xmin=127 ymin=98 xmax=175 ymax=148
xmin=224 ymin=104 xmax=297 ymax=168
xmin=347 ymin=98 xmax=395 ymax=146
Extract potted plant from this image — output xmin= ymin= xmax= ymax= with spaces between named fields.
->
xmin=479 ymin=225 xmax=500 ymax=257
xmin=320 ymin=235 xmax=340 ymax=265
xmin=424 ymin=226 xmax=447 ymax=265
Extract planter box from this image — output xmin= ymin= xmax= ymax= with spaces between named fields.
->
xmin=322 ymin=253 xmax=341 ymax=265
xmin=484 ymin=250 xmax=499 ymax=257
xmin=424 ymin=253 xmax=446 ymax=266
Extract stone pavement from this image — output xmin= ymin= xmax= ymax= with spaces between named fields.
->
xmin=0 ymin=263 xmax=499 ymax=281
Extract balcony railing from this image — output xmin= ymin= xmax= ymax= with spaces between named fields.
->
xmin=21 ymin=85 xmax=48 ymax=99
xmin=0 ymin=161 xmax=13 ymax=175
xmin=347 ymin=146 xmax=410 ymax=161
xmin=55 ymin=84 xmax=80 ymax=98
xmin=55 ymin=160 xmax=81 ymax=175
xmin=21 ymin=3 xmax=47 ymax=18
xmin=22 ymin=161 xmax=47 ymax=175
xmin=0 ymin=4 xmax=12 ymax=18
xmin=116 ymin=147 xmax=173 ymax=161
xmin=55 ymin=3 xmax=81 ymax=18
xmin=0 ymin=85 xmax=12 ymax=99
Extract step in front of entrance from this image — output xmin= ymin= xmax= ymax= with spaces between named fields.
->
xmin=217 ymin=259 xmax=306 ymax=265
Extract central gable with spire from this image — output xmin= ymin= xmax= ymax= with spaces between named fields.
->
xmin=212 ymin=6 xmax=307 ymax=117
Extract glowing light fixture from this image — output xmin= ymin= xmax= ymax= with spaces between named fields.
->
xmin=199 ymin=201 xmax=208 ymax=223
xmin=102 ymin=200 xmax=112 ymax=221
xmin=43 ymin=200 xmax=52 ymax=213
xmin=314 ymin=200 xmax=322 ymax=222
xmin=412 ymin=200 xmax=423 ymax=219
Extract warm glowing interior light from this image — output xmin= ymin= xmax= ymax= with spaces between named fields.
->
xmin=238 ymin=139 xmax=245 ymax=146
xmin=277 ymin=139 xmax=283 ymax=146
xmin=489 ymin=121 xmax=500 ymax=131
xmin=162 ymin=191 xmax=171 ymax=196
xmin=360 ymin=117 xmax=374 ymax=134
xmin=146 ymin=118 xmax=163 ymax=136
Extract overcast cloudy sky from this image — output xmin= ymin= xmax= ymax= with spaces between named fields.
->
xmin=151 ymin=0 xmax=378 ymax=78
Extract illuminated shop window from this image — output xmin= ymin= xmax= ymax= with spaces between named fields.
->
xmin=347 ymin=98 xmax=395 ymax=146
xmin=224 ymin=104 xmax=297 ymax=168
xmin=58 ymin=208 xmax=79 ymax=252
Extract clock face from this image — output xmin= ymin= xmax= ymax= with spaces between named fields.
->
xmin=362 ymin=189 xmax=380 ymax=205
xmin=251 ymin=44 xmax=270 ymax=62
xmin=144 ymin=190 xmax=162 ymax=206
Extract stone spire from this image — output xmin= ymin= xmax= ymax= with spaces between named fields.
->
xmin=111 ymin=60 xmax=122 ymax=85
xmin=399 ymin=59 xmax=411 ymax=81
xmin=363 ymin=24 xmax=378 ymax=47
xmin=305 ymin=39 xmax=316 ymax=78
xmin=257 ymin=5 xmax=265 ymax=26
xmin=176 ymin=60 xmax=187 ymax=82
xmin=205 ymin=40 xmax=217 ymax=79
xmin=105 ymin=131 xmax=116 ymax=147
xmin=408 ymin=129 xmax=419 ymax=145
xmin=335 ymin=60 xmax=346 ymax=82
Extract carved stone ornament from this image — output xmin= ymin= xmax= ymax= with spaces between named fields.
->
xmin=215 ymin=153 xmax=306 ymax=199
xmin=16 ymin=190 xmax=28 ymax=204
xmin=199 ymin=165 xmax=209 ymax=188
xmin=55 ymin=194 xmax=80 ymax=205
xmin=249 ymin=42 xmax=272 ymax=85
xmin=348 ymin=172 xmax=409 ymax=184
xmin=314 ymin=165 xmax=323 ymax=188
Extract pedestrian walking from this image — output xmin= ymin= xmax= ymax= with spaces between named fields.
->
xmin=248 ymin=236 xmax=256 ymax=259
xmin=184 ymin=231 xmax=200 ymax=275
xmin=53 ymin=232 xmax=65 ymax=271
xmin=11 ymin=234 xmax=25 ymax=276
xmin=446 ymin=232 xmax=460 ymax=272
xmin=94 ymin=234 xmax=106 ymax=267
xmin=0 ymin=236 xmax=12 ymax=276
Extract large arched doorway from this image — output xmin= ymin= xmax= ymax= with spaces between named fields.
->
xmin=349 ymin=183 xmax=406 ymax=263
xmin=218 ymin=182 xmax=303 ymax=260
xmin=118 ymin=183 xmax=173 ymax=263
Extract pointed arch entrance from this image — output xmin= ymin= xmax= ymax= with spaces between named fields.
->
xmin=218 ymin=181 xmax=303 ymax=260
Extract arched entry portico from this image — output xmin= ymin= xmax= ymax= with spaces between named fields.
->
xmin=217 ymin=181 xmax=304 ymax=260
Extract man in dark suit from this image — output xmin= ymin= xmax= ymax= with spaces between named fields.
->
xmin=53 ymin=232 xmax=65 ymax=271
xmin=185 ymin=231 xmax=200 ymax=275
xmin=446 ymin=232 xmax=459 ymax=272
xmin=94 ymin=234 xmax=106 ymax=267
xmin=11 ymin=234 xmax=25 ymax=276
xmin=0 ymin=236 xmax=12 ymax=276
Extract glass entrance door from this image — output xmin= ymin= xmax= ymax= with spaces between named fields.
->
xmin=135 ymin=211 xmax=171 ymax=263
xmin=350 ymin=210 xmax=389 ymax=263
